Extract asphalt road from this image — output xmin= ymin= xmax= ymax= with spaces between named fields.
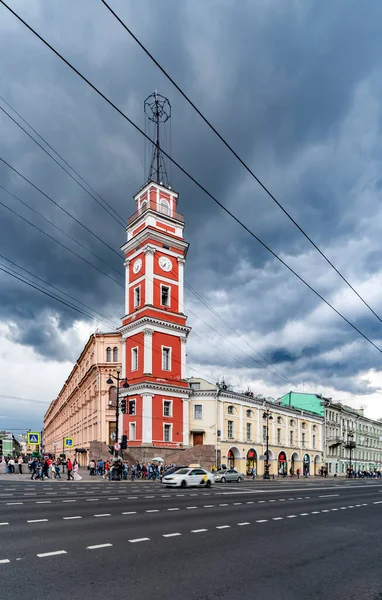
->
xmin=1 ymin=478 xmax=382 ymax=600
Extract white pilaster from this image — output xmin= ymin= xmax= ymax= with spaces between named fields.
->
xmin=121 ymin=338 xmax=126 ymax=379
xmin=142 ymin=393 xmax=154 ymax=444
xmin=183 ymin=400 xmax=189 ymax=446
xmin=180 ymin=336 xmax=187 ymax=379
xmin=143 ymin=329 xmax=153 ymax=374
xmin=145 ymin=248 xmax=155 ymax=305
xmin=239 ymin=405 xmax=243 ymax=443
xmin=219 ymin=398 xmax=225 ymax=441
xmin=177 ymin=257 xmax=185 ymax=314
xmin=124 ymin=260 xmax=130 ymax=314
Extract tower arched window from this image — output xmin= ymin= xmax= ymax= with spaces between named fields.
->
xmin=141 ymin=200 xmax=148 ymax=213
xmin=108 ymin=386 xmax=117 ymax=408
xmin=106 ymin=347 xmax=112 ymax=362
xmin=160 ymin=198 xmax=170 ymax=216
xmin=113 ymin=347 xmax=118 ymax=362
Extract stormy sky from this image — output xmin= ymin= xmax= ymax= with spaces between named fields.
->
xmin=1 ymin=0 xmax=382 ymax=433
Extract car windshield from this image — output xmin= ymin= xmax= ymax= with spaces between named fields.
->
xmin=216 ymin=470 xmax=226 ymax=474
xmin=173 ymin=468 xmax=189 ymax=474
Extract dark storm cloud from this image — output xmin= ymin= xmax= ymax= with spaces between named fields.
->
xmin=1 ymin=0 xmax=382 ymax=401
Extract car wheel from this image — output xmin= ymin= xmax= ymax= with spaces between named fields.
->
xmin=221 ymin=477 xmax=226 ymax=483
xmin=205 ymin=480 xmax=211 ymax=488
xmin=180 ymin=480 xmax=187 ymax=488
xmin=237 ymin=477 xmax=242 ymax=483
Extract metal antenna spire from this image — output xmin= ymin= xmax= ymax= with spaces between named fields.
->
xmin=144 ymin=90 xmax=171 ymax=187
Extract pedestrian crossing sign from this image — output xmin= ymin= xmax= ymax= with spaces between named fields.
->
xmin=27 ymin=432 xmax=40 ymax=445
xmin=64 ymin=437 xmax=74 ymax=448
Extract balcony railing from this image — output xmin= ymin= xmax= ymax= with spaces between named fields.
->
xmin=327 ymin=436 xmax=343 ymax=447
xmin=128 ymin=200 xmax=184 ymax=225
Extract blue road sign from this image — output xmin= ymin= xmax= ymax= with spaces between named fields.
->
xmin=27 ymin=432 xmax=41 ymax=445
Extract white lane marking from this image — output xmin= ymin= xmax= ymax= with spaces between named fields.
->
xmin=287 ymin=515 xmax=297 ymax=518
xmin=128 ymin=496 xmax=138 ymax=499
xmin=319 ymin=494 xmax=339 ymax=498
xmin=219 ymin=503 xmax=228 ymax=507
xmin=269 ymin=500 xmax=276 ymax=503
xmin=191 ymin=529 xmax=208 ymax=533
xmin=0 ymin=523 xmax=9 ymax=526
xmin=238 ymin=522 xmax=250 ymax=526
xmin=340 ymin=507 xmax=347 ymax=510
xmin=37 ymin=550 xmax=67 ymax=558
xmin=304 ymin=496 xmax=311 ymax=499
xmin=331 ymin=508 xmax=339 ymax=511
xmin=0 ymin=559 xmax=10 ymax=564
xmin=129 ymin=538 xmax=150 ymax=543
xmin=300 ymin=513 xmax=309 ymax=516
xmin=256 ymin=519 xmax=268 ymax=523
xmin=279 ymin=499 xmax=286 ymax=502
xmin=63 ymin=516 xmax=82 ymax=520
xmin=87 ymin=544 xmax=113 ymax=550
xmin=122 ymin=511 xmax=137 ymax=515
xmin=321 ymin=509 xmax=329 ymax=513
xmin=287 ymin=498 xmax=295 ymax=501
xmin=373 ymin=501 xmax=382 ymax=504
xmin=27 ymin=519 xmax=48 ymax=523
xmin=167 ymin=508 xmax=180 ymax=511
xmin=86 ymin=499 xmax=99 ymax=502
xmin=216 ymin=525 xmax=231 ymax=529
xmin=311 ymin=511 xmax=320 ymax=514
xmin=163 ymin=533 xmax=181 ymax=537
xmin=94 ymin=514 xmax=111 ymax=518
xmin=108 ymin=498 xmax=120 ymax=500
xmin=233 ymin=502 xmax=242 ymax=506
xmin=246 ymin=501 xmax=254 ymax=504
xmin=176 ymin=494 xmax=185 ymax=497
xmin=355 ymin=504 xmax=362 ymax=507
xmin=36 ymin=501 xmax=51 ymax=504
xmin=146 ymin=509 xmax=159 ymax=513
xmin=272 ymin=517 xmax=283 ymax=521
xmin=186 ymin=506 xmax=197 ymax=510
xmin=62 ymin=500 xmax=76 ymax=503
xmin=6 ymin=502 xmax=23 ymax=505
xmin=296 ymin=497 xmax=303 ymax=500
xmin=204 ymin=505 xmax=214 ymax=508
xmin=348 ymin=506 xmax=354 ymax=509
xmin=161 ymin=495 xmax=170 ymax=498
xmin=362 ymin=503 xmax=368 ymax=506
xmin=258 ymin=501 xmax=266 ymax=504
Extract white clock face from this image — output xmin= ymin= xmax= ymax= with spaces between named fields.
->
xmin=158 ymin=256 xmax=173 ymax=272
xmin=132 ymin=258 xmax=142 ymax=274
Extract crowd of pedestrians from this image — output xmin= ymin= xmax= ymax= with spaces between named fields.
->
xmin=88 ymin=459 xmax=173 ymax=481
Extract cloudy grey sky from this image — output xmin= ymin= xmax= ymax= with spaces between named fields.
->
xmin=1 ymin=0 xmax=382 ymax=433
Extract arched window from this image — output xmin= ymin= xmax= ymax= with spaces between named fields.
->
xmin=108 ymin=386 xmax=117 ymax=407
xmin=141 ymin=199 xmax=148 ymax=213
xmin=246 ymin=409 xmax=252 ymax=418
xmin=113 ymin=347 xmax=118 ymax=362
xmin=106 ymin=347 xmax=112 ymax=362
xmin=277 ymin=416 xmax=282 ymax=424
xmin=160 ymin=198 xmax=170 ymax=215
xmin=227 ymin=405 xmax=234 ymax=415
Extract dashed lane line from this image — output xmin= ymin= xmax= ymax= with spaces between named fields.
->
xmin=146 ymin=509 xmax=159 ymax=513
xmin=0 ymin=523 xmax=9 ymax=526
xmin=287 ymin=515 xmax=297 ymax=518
xmin=167 ymin=508 xmax=180 ymax=511
xmin=191 ymin=529 xmax=208 ymax=533
xmin=256 ymin=519 xmax=268 ymax=523
xmin=63 ymin=516 xmax=82 ymax=520
xmin=300 ymin=513 xmax=309 ymax=516
xmin=216 ymin=525 xmax=231 ymax=529
xmin=238 ymin=522 xmax=250 ymax=526
xmin=94 ymin=514 xmax=111 ymax=518
xmin=186 ymin=506 xmax=197 ymax=510
xmin=319 ymin=494 xmax=339 ymax=498
xmin=27 ymin=519 xmax=48 ymax=523
xmin=163 ymin=533 xmax=181 ymax=537
xmin=0 ymin=559 xmax=10 ymax=564
xmin=87 ymin=544 xmax=113 ymax=550
xmin=129 ymin=538 xmax=150 ymax=543
xmin=37 ymin=550 xmax=67 ymax=558
xmin=272 ymin=517 xmax=283 ymax=521
xmin=122 ymin=511 xmax=137 ymax=515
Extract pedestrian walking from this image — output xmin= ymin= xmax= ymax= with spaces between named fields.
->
xmin=18 ymin=456 xmax=23 ymax=474
xmin=73 ymin=460 xmax=82 ymax=480
xmin=67 ymin=458 xmax=74 ymax=480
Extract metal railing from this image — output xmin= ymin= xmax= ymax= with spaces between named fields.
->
xmin=128 ymin=200 xmax=184 ymax=225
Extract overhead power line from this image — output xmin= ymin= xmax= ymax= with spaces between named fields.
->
xmin=3 ymin=1 xmax=381 ymax=355
xmin=100 ymin=0 xmax=382 ymax=330
xmin=0 ymin=156 xmax=122 ymax=260
xmin=0 ymin=99 xmax=126 ymax=227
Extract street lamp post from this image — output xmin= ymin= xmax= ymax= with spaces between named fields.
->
xmin=263 ymin=409 xmax=273 ymax=480
xmin=345 ymin=430 xmax=356 ymax=478
xmin=106 ymin=367 xmax=129 ymax=457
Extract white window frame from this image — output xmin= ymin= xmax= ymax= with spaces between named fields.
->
xmin=131 ymin=347 xmax=138 ymax=371
xmin=162 ymin=399 xmax=173 ymax=418
xmin=290 ymin=430 xmax=294 ymax=445
xmin=160 ymin=284 xmax=171 ymax=308
xmin=160 ymin=198 xmax=171 ymax=216
xmin=246 ymin=422 xmax=252 ymax=441
xmin=277 ymin=428 xmax=281 ymax=444
xmin=162 ymin=346 xmax=171 ymax=371
xmin=163 ymin=423 xmax=172 ymax=442
xmin=193 ymin=404 xmax=203 ymax=419
xmin=227 ymin=420 xmax=234 ymax=439
xmin=134 ymin=285 xmax=141 ymax=308
xmin=129 ymin=422 xmax=136 ymax=441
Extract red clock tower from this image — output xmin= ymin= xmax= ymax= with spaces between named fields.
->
xmin=119 ymin=92 xmax=190 ymax=450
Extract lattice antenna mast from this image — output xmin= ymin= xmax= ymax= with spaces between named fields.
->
xmin=144 ymin=90 xmax=171 ymax=187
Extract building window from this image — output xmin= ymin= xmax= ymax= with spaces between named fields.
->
xmin=246 ymin=423 xmax=252 ymax=441
xmin=302 ymin=432 xmax=306 ymax=448
xmin=227 ymin=421 xmax=233 ymax=439
xmin=160 ymin=198 xmax=170 ymax=216
xmin=164 ymin=424 xmax=172 ymax=442
xmin=263 ymin=425 xmax=267 ymax=442
xmin=194 ymin=405 xmax=203 ymax=419
xmin=301 ymin=422 xmax=306 ymax=429
xmin=129 ymin=400 xmax=136 ymax=415
xmin=277 ymin=428 xmax=281 ymax=444
xmin=246 ymin=409 xmax=252 ymax=418
xmin=313 ymin=435 xmax=316 ymax=449
xmin=108 ymin=386 xmax=117 ymax=407
xmin=313 ymin=424 xmax=317 ymax=432
xmin=106 ymin=347 xmax=112 ymax=362
xmin=190 ymin=382 xmax=200 ymax=390
xmin=161 ymin=285 xmax=170 ymax=307
xmin=277 ymin=416 xmax=282 ymax=424
xmin=162 ymin=347 xmax=171 ymax=371
xmin=163 ymin=400 xmax=172 ymax=417
xmin=227 ymin=405 xmax=234 ymax=415
xmin=113 ymin=347 xmax=118 ymax=362
xmin=290 ymin=419 xmax=295 ymax=427
xmin=290 ymin=430 xmax=294 ymax=445
xmin=131 ymin=347 xmax=138 ymax=371
xmin=129 ymin=423 xmax=136 ymax=441
xmin=134 ymin=286 xmax=141 ymax=308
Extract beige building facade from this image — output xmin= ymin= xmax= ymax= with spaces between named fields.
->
xmin=43 ymin=332 xmax=122 ymax=465
xmin=188 ymin=379 xmax=324 ymax=476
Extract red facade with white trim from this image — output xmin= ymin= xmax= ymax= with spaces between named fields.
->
xmin=119 ymin=181 xmax=190 ymax=448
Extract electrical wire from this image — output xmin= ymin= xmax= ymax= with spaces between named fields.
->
xmin=100 ymin=0 xmax=382 ymax=329
xmin=0 ymin=101 xmax=126 ymax=227
xmin=2 ymin=1 xmax=380 ymax=354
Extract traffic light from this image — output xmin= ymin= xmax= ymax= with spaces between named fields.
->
xmin=120 ymin=399 xmax=126 ymax=414
xmin=121 ymin=435 xmax=128 ymax=450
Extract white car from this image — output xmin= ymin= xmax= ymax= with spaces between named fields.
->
xmin=162 ymin=467 xmax=214 ymax=488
